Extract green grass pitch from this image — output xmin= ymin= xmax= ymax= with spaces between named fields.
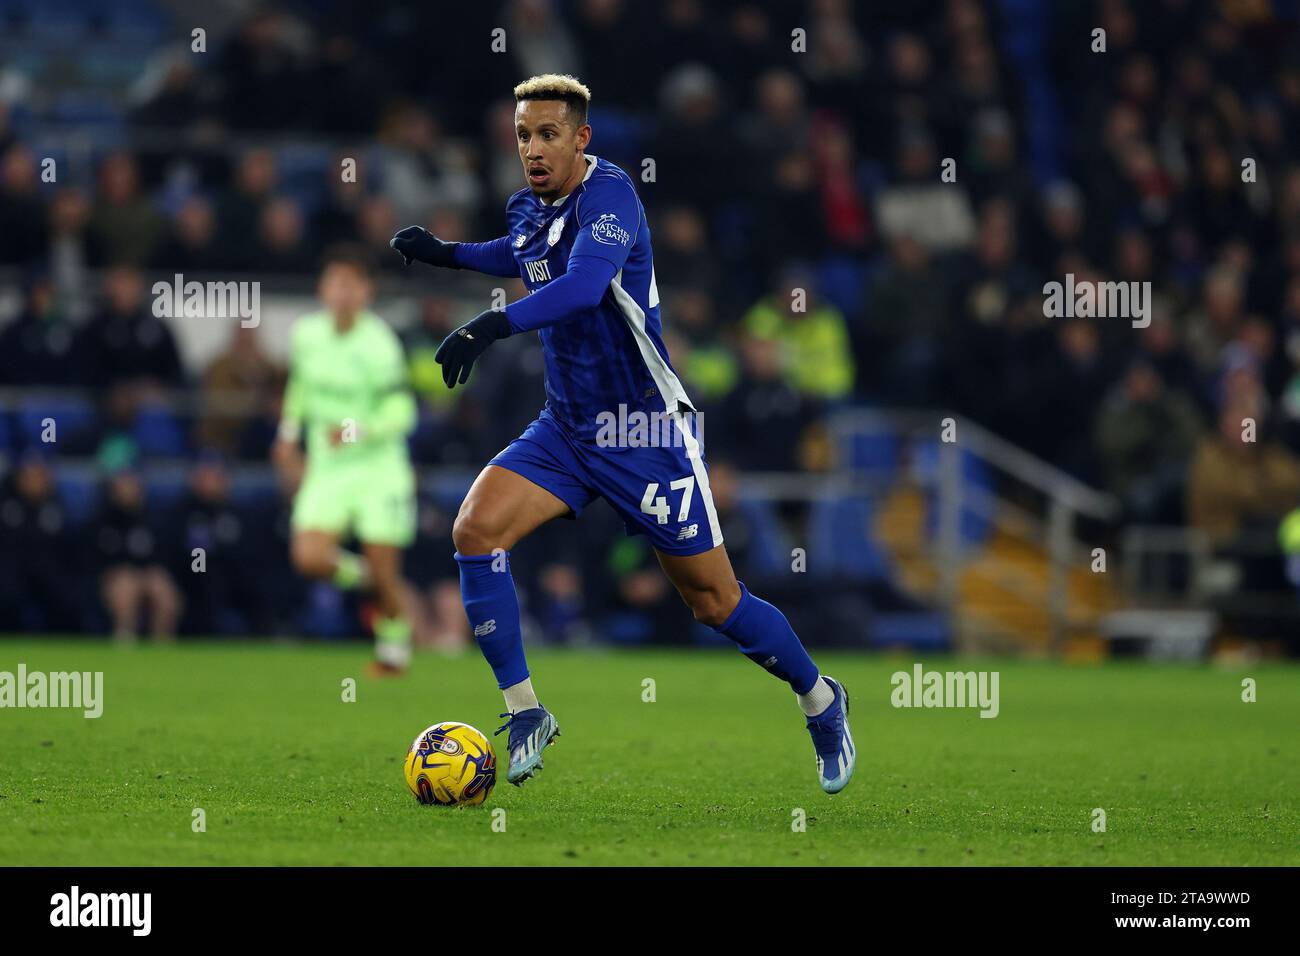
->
xmin=1 ymin=639 xmax=1296 ymax=866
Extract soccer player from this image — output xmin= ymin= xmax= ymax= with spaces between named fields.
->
xmin=390 ymin=75 xmax=854 ymax=793
xmin=272 ymin=244 xmax=417 ymax=676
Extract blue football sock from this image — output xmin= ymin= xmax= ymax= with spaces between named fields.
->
xmin=455 ymin=551 xmax=530 ymax=690
xmin=714 ymin=582 xmax=820 ymax=695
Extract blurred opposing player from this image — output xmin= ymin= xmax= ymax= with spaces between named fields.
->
xmin=272 ymin=244 xmax=417 ymax=675
xmin=390 ymin=75 xmax=854 ymax=793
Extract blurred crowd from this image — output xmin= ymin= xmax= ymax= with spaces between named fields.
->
xmin=3 ymin=0 xmax=1300 ymax=640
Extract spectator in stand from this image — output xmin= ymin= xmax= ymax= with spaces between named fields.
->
xmin=1188 ymin=399 xmax=1300 ymax=549
xmin=315 ymin=147 xmax=371 ymax=248
xmin=403 ymin=294 xmax=469 ymax=417
xmin=92 ymin=444 xmax=183 ymax=642
xmin=153 ymin=195 xmax=221 ymax=272
xmin=378 ymin=104 xmax=481 ymax=224
xmin=216 ymin=9 xmax=308 ymax=131
xmin=506 ymin=0 xmax=582 ymax=80
xmin=354 ymin=195 xmax=403 ymax=275
xmin=215 ymin=149 xmax=278 ymax=270
xmin=860 ymin=232 xmax=947 ymax=404
xmin=88 ymin=151 xmax=164 ymax=267
xmin=743 ymin=264 xmax=854 ymax=401
xmin=73 ymin=265 xmax=184 ymax=392
xmin=739 ymin=69 xmax=812 ymax=186
xmin=1032 ymin=181 xmax=1091 ymax=276
xmin=0 ymin=272 xmax=80 ymax=388
xmin=46 ymin=188 xmax=95 ymax=318
xmin=1016 ymin=318 xmax=1113 ymax=481
xmin=810 ymin=118 xmax=870 ymax=258
xmin=254 ymin=197 xmax=316 ymax=273
xmin=647 ymin=64 xmax=737 ymax=223
xmin=964 ymin=108 xmax=1035 ymax=213
xmin=875 ymin=126 xmax=976 ymax=254
xmin=654 ymin=205 xmax=720 ymax=298
xmin=0 ymin=144 xmax=47 ymax=266
xmin=174 ymin=452 xmax=272 ymax=635
xmin=715 ymin=331 xmax=823 ymax=473
xmin=0 ymin=451 xmax=83 ymax=633
xmin=1094 ymin=359 xmax=1204 ymax=524
xmin=195 ymin=324 xmax=285 ymax=457
xmin=130 ymin=53 xmax=214 ymax=130
xmin=661 ymin=286 xmax=736 ymax=402
xmin=1184 ymin=265 xmax=1248 ymax=375
xmin=801 ymin=0 xmax=868 ymax=127
xmin=402 ymin=491 xmax=469 ymax=653
xmin=1133 ymin=306 xmax=1206 ymax=414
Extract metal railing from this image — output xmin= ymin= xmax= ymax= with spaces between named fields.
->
xmin=830 ymin=408 xmax=1122 ymax=653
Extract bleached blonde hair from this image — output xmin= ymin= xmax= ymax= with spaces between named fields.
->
xmin=513 ymin=74 xmax=591 ymax=125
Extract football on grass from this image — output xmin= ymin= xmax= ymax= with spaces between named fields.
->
xmin=404 ymin=722 xmax=498 ymax=806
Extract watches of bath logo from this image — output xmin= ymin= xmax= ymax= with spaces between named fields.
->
xmin=591 ymin=213 xmax=630 ymax=246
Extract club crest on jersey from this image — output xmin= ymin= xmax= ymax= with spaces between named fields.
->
xmin=591 ymin=212 xmax=630 ymax=246
xmin=547 ymin=215 xmax=566 ymax=247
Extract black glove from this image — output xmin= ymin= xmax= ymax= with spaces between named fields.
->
xmin=434 ymin=309 xmax=512 ymax=387
xmin=390 ymin=226 xmax=461 ymax=268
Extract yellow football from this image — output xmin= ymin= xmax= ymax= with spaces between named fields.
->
xmin=403 ymin=722 xmax=498 ymax=806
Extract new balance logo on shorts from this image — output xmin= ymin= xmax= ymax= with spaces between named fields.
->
xmin=473 ymin=620 xmax=497 ymax=637
xmin=676 ymin=523 xmax=698 ymax=541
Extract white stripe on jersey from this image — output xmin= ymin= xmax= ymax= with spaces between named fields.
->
xmin=608 ymin=274 xmax=723 ymax=549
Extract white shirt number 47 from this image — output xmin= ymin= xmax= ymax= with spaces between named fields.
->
xmin=640 ymin=476 xmax=695 ymax=524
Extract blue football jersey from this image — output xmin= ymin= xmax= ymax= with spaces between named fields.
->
xmin=504 ymin=155 xmax=693 ymax=441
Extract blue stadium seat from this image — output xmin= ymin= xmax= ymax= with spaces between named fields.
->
xmin=146 ymin=472 xmax=186 ymax=511
xmin=15 ymin=396 xmax=97 ymax=450
xmin=230 ymin=473 xmax=279 ymax=511
xmin=807 ymin=495 xmax=891 ymax=581
xmin=734 ymin=496 xmax=790 ymax=577
xmin=816 ymin=255 xmax=866 ymax=320
xmin=276 ymin=144 xmax=333 ymax=217
xmin=869 ymin=612 xmax=952 ymax=651
xmin=299 ymin=581 xmax=353 ymax=639
xmin=843 ymin=430 xmax=901 ymax=479
xmin=99 ymin=0 xmax=170 ymax=44
xmin=132 ymin=405 xmax=189 ymax=458
xmin=913 ymin=440 xmax=994 ymax=547
xmin=55 ymin=471 xmax=99 ymax=528
xmin=586 ymin=107 xmax=646 ymax=166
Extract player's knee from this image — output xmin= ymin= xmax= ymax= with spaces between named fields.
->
xmin=452 ymin=506 xmax=504 ymax=556
xmin=684 ymin=583 xmax=741 ymax=629
xmin=291 ymin=537 xmax=333 ymax=579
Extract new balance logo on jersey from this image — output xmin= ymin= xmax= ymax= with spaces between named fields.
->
xmin=473 ymin=620 xmax=497 ymax=637
xmin=676 ymin=523 xmax=699 ymax=541
xmin=523 ymin=259 xmax=552 ymax=283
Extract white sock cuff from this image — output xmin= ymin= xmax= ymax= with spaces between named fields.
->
xmin=503 ymin=677 xmax=540 ymax=713
xmin=797 ymin=676 xmax=835 ymax=717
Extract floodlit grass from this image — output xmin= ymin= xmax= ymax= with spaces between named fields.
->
xmin=1 ymin=639 xmax=1295 ymax=865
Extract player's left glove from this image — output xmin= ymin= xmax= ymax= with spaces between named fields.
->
xmin=434 ymin=309 xmax=512 ymax=387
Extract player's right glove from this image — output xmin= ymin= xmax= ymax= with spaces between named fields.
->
xmin=390 ymin=226 xmax=461 ymax=268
